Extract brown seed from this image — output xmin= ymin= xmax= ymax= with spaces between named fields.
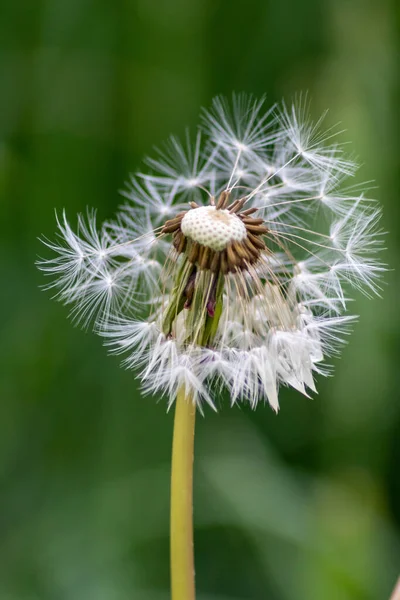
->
xmin=242 ymin=217 xmax=265 ymax=226
xmin=243 ymin=237 xmax=260 ymax=259
xmin=247 ymin=232 xmax=267 ymax=249
xmin=166 ymin=212 xmax=186 ymax=224
xmin=220 ymin=250 xmax=228 ymax=274
xmin=240 ymin=207 xmax=258 ymax=216
xmin=163 ymin=222 xmax=181 ymax=234
xmin=232 ymin=241 xmax=251 ymax=261
xmin=216 ymin=191 xmax=230 ymax=210
xmin=162 ymin=214 xmax=185 ymax=233
xmin=210 ymin=251 xmax=221 ymax=273
xmin=199 ymin=246 xmax=211 ymax=270
xmin=227 ymin=199 xmax=240 ymax=213
xmin=177 ymin=234 xmax=187 ymax=254
xmin=229 ymin=197 xmax=246 ymax=213
xmin=226 ymin=243 xmax=239 ymax=269
xmin=190 ymin=202 xmax=199 ymax=209
xmin=197 ymin=245 xmax=205 ymax=266
xmin=173 ymin=230 xmax=182 ymax=247
xmin=188 ymin=241 xmax=200 ymax=263
xmin=183 ymin=275 xmax=196 ymax=307
xmin=244 ymin=224 xmax=269 ymax=235
xmin=172 ymin=231 xmax=182 ymax=249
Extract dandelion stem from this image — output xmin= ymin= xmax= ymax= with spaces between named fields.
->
xmin=170 ymin=387 xmax=196 ymax=600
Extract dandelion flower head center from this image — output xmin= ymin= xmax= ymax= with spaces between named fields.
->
xmin=162 ymin=192 xmax=269 ymax=274
xmin=181 ymin=206 xmax=247 ymax=252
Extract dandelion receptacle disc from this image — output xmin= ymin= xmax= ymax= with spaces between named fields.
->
xmin=181 ymin=206 xmax=247 ymax=252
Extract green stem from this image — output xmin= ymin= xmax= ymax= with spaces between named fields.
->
xmin=170 ymin=387 xmax=196 ymax=600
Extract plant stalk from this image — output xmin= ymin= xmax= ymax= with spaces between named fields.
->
xmin=170 ymin=387 xmax=196 ymax=600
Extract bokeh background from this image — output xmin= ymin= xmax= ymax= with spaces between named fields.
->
xmin=1 ymin=0 xmax=399 ymax=598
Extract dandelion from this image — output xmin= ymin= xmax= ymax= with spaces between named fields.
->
xmin=38 ymin=94 xmax=385 ymax=600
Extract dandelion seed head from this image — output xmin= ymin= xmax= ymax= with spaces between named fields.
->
xmin=38 ymin=93 xmax=386 ymax=412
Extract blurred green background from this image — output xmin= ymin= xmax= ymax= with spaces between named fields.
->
xmin=0 ymin=0 xmax=399 ymax=598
